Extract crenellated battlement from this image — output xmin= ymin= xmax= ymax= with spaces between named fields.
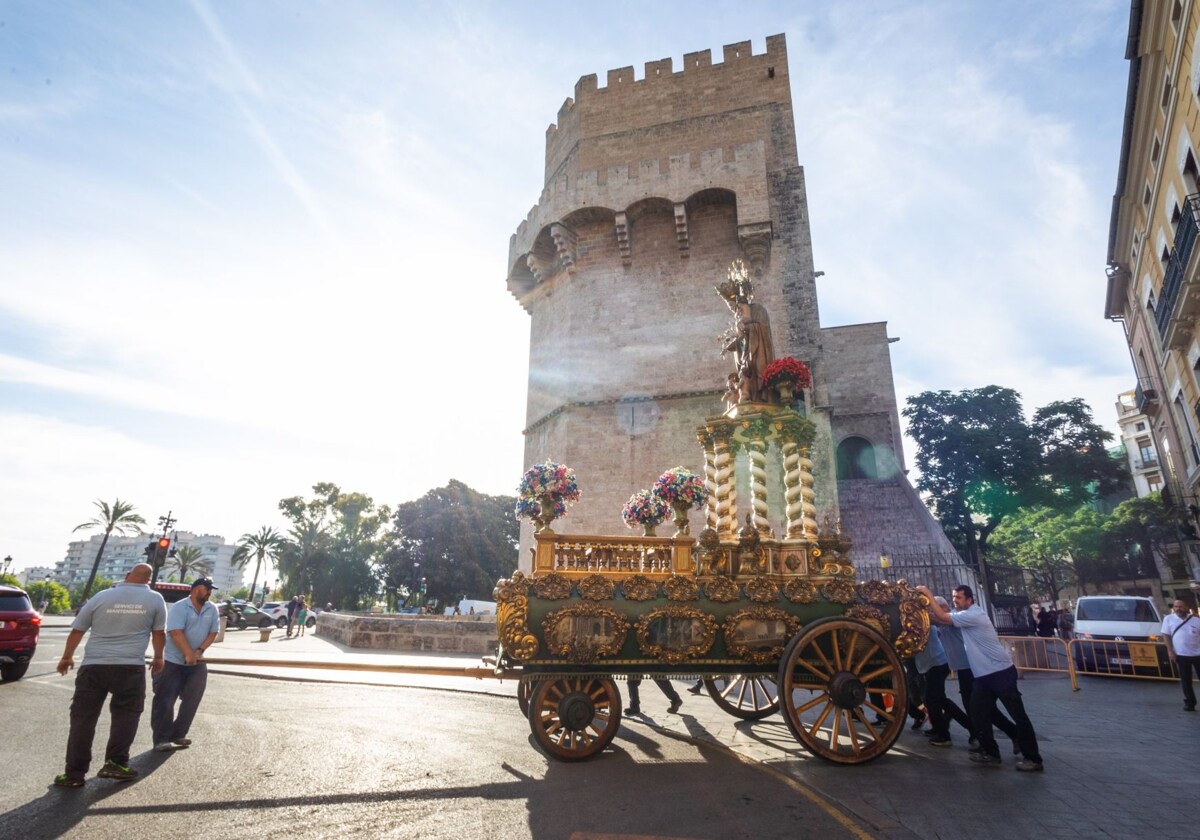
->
xmin=542 ymin=35 xmax=792 ymax=183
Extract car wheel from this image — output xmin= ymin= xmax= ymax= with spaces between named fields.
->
xmin=1 ymin=661 xmax=30 ymax=682
xmin=259 ymin=618 xmax=273 ymax=629
xmin=276 ymin=617 xmax=287 ymax=629
xmin=236 ymin=618 xmax=247 ymax=630
xmin=306 ymin=616 xmax=316 ymax=628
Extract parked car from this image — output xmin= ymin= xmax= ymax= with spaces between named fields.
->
xmin=260 ymin=603 xmax=290 ymax=629
xmin=219 ymin=602 xmax=275 ymax=630
xmin=1072 ymin=595 xmax=1168 ymax=673
xmin=0 ymin=584 xmax=41 ymax=682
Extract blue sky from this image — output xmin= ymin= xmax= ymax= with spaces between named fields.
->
xmin=1 ymin=0 xmax=1134 ymax=573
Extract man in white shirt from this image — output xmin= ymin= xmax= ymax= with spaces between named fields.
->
xmin=1161 ymin=599 xmax=1200 ymax=712
xmin=918 ymin=584 xmax=1044 ymax=772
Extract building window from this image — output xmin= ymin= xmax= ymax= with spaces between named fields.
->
xmin=1163 ymin=76 xmax=1173 ymax=110
xmin=836 ymin=436 xmax=878 ymax=480
xmin=1135 ymin=422 xmax=1146 ymax=431
xmin=1148 ymin=473 xmax=1163 ymax=493
xmin=1152 ymin=134 xmax=1162 ymax=164
xmin=1144 ymin=184 xmax=1153 ymax=207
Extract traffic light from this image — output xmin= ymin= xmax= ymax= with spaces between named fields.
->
xmin=155 ymin=537 xmax=171 ymax=564
xmin=144 ymin=541 xmax=157 ymax=559
xmin=420 ymin=577 xmax=427 ymax=595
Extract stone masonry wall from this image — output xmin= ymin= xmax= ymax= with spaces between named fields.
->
xmin=317 ymin=612 xmax=498 ymax=656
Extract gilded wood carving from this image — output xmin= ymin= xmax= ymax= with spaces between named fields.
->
xmin=663 ymin=575 xmax=700 ymax=602
xmin=542 ymin=604 xmax=630 ymax=663
xmin=742 ymin=575 xmax=781 ymax=603
xmin=635 ymin=606 xmax=718 ymax=664
xmin=620 ymin=574 xmax=659 ymax=602
xmin=577 ymin=573 xmax=616 ymax=601
xmin=723 ymin=605 xmax=802 ymax=664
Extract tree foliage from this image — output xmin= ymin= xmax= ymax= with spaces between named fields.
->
xmin=73 ymin=498 xmax=146 ymax=600
xmin=24 ymin=580 xmax=71 ymax=614
xmin=903 ymin=387 xmax=1128 ymax=564
xmin=1105 ymin=494 xmax=1186 ymax=579
xmin=383 ymin=479 xmax=518 ymax=608
xmin=276 ymin=482 xmax=390 ymax=610
xmin=232 ymin=526 xmax=288 ymax=607
xmin=71 ymin=576 xmax=113 ymax=608
xmin=163 ymin=545 xmax=210 ymax=583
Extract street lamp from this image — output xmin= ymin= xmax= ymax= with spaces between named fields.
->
xmin=879 ymin=547 xmax=891 ymax=571
xmin=1 ymin=555 xmax=11 ymax=577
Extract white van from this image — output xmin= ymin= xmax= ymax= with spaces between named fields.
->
xmin=1073 ymin=596 xmax=1164 ymax=672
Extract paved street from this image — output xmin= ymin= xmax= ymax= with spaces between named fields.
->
xmin=3 ymin=618 xmax=1195 ymax=839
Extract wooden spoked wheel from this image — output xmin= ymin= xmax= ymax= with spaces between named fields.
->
xmin=517 ymin=677 xmax=533 ymax=717
xmin=777 ymin=617 xmax=906 ymax=764
xmin=703 ymin=675 xmax=780 ymax=720
xmin=527 ymin=676 xmax=622 ymax=762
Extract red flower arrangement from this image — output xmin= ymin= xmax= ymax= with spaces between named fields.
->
xmin=761 ymin=357 xmax=812 ymax=390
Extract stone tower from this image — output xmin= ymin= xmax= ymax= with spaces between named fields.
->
xmin=508 ymin=35 xmax=963 ymax=579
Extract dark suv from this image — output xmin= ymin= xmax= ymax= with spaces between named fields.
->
xmin=0 ymin=585 xmax=40 ymax=682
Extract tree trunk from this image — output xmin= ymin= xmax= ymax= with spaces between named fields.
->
xmin=248 ymin=556 xmax=262 ymax=606
xmin=80 ymin=530 xmax=112 ymax=602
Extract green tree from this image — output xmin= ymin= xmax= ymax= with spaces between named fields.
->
xmin=25 ymin=580 xmax=70 ymax=614
xmin=71 ymin=576 xmax=114 ymax=608
xmin=991 ymin=508 xmax=1076 ymax=604
xmin=0 ymin=573 xmax=20 ymax=588
xmin=277 ymin=483 xmax=389 ymax=610
xmin=1105 ymin=493 xmax=1185 ymax=580
xmin=163 ymin=545 xmax=210 ymax=583
xmin=1032 ymin=399 xmax=1128 ymax=506
xmin=383 ymin=480 xmax=518 ymax=608
xmin=73 ymin=498 xmax=146 ymax=600
xmin=232 ymin=527 xmax=288 ymax=607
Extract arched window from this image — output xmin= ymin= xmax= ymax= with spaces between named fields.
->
xmin=836 ymin=436 xmax=878 ymax=480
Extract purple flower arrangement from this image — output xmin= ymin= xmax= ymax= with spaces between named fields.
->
xmin=622 ymin=490 xmax=670 ymax=528
xmin=653 ymin=466 xmax=708 ymax=509
xmin=514 ymin=461 xmax=580 ymax=522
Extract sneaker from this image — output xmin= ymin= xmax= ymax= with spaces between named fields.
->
xmin=97 ymin=761 xmax=138 ymax=781
xmin=667 ymin=700 xmax=682 ymax=714
xmin=623 ymin=706 xmax=640 ymax=716
xmin=172 ymin=738 xmax=192 ymax=747
xmin=154 ymin=742 xmax=179 ymax=753
xmin=968 ymin=737 xmax=979 ymax=749
xmin=928 ymin=736 xmax=952 ymax=747
xmin=909 ymin=714 xmax=926 ymax=731
xmin=52 ymin=774 xmax=84 ymax=788
xmin=968 ymin=752 xmax=1002 ymax=766
xmin=687 ymin=684 xmax=703 ymax=695
xmin=1185 ymin=705 xmax=1196 ymax=712
xmin=1015 ymin=759 xmax=1044 ymax=772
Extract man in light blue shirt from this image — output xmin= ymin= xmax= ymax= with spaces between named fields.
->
xmin=919 ymin=584 xmax=1044 ymax=772
xmin=150 ymin=577 xmax=220 ymax=752
xmin=54 ymin=563 xmax=166 ymax=787
xmin=913 ymin=625 xmax=971 ymax=746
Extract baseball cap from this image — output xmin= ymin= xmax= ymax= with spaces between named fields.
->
xmin=191 ymin=577 xmax=217 ymax=590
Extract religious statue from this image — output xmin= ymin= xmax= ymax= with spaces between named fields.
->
xmin=717 ymin=260 xmax=775 ymax=403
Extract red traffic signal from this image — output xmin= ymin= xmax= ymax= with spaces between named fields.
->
xmin=157 ymin=537 xmax=171 ymax=550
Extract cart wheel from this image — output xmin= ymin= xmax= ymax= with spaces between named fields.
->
xmin=528 ymin=676 xmax=622 ymax=762
xmin=777 ymin=617 xmax=906 ymax=765
xmin=517 ymin=677 xmax=533 ymax=717
xmin=704 ymin=675 xmax=779 ymax=720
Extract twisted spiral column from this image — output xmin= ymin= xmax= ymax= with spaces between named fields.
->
xmin=799 ymin=447 xmax=818 ymax=537
xmin=748 ymin=438 xmax=769 ymax=534
xmin=781 ymin=440 xmax=805 ymax=538
xmin=702 ymin=439 xmax=718 ymax=533
xmin=714 ymin=437 xmax=737 ymax=537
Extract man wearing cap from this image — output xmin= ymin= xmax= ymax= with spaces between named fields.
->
xmin=151 ymin=577 xmax=220 ymax=752
xmin=53 ymin=563 xmax=167 ymax=787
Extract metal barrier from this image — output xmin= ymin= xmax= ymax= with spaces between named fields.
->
xmin=997 ymin=635 xmax=1183 ymax=692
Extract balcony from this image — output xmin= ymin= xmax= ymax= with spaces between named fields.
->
xmin=1156 ymin=193 xmax=1200 ymax=349
xmin=1133 ymin=457 xmax=1159 ymax=471
xmin=1135 ymin=378 xmax=1158 ymax=412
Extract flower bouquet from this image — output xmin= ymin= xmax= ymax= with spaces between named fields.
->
xmin=652 ymin=466 xmax=708 ymax=536
xmin=622 ymin=489 xmax=670 ymax=536
xmin=515 ymin=461 xmax=580 ymax=532
xmin=760 ymin=357 xmax=812 ymax=391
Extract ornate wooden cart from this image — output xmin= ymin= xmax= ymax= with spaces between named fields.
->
xmin=497 ymin=262 xmax=930 ymax=763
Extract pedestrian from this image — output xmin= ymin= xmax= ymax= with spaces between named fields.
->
xmin=151 ymin=577 xmax=220 ymax=752
xmin=687 ymin=679 xmax=704 ymax=695
xmin=285 ymin=595 xmax=300 ymax=638
xmin=1036 ymin=607 xmax=1056 ymax=638
xmin=296 ymin=597 xmax=309 ymax=637
xmin=1056 ymin=605 xmax=1075 ymax=641
xmin=918 ymin=584 xmax=1044 ymax=772
xmin=914 ymin=625 xmax=971 ymax=747
xmin=1161 ymin=599 xmax=1200 ymax=712
xmin=53 ymin=563 xmax=167 ymax=788
xmin=934 ymin=596 xmax=1018 ymax=752
xmin=625 ymin=676 xmax=682 ymax=716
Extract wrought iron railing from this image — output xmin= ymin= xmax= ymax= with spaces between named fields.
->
xmin=1156 ymin=193 xmax=1200 ymax=340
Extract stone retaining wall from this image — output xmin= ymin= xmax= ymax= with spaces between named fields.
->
xmin=315 ymin=612 xmax=498 ymax=655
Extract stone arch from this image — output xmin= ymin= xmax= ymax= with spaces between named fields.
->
xmin=836 ymin=435 xmax=878 ymax=480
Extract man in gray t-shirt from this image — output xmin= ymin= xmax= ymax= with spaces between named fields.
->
xmin=53 ymin=563 xmax=166 ymax=787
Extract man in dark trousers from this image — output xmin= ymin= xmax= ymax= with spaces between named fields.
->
xmin=625 ymin=676 xmax=682 ymax=716
xmin=918 ymin=584 xmax=1044 ymax=772
xmin=285 ymin=595 xmax=300 ymax=638
xmin=151 ymin=577 xmax=220 ymax=751
xmin=53 ymin=563 xmax=167 ymax=787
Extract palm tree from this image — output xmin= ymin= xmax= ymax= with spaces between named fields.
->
xmin=233 ymin=526 xmax=288 ymax=606
xmin=163 ymin=545 xmax=210 ymax=583
xmin=74 ymin=499 xmax=146 ymax=600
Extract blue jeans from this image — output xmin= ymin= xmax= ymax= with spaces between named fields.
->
xmin=151 ymin=661 xmax=208 ymax=744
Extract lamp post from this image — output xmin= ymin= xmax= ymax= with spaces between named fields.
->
xmin=1 ymin=555 xmax=12 ymax=577
xmin=412 ymin=562 xmax=421 ymax=609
